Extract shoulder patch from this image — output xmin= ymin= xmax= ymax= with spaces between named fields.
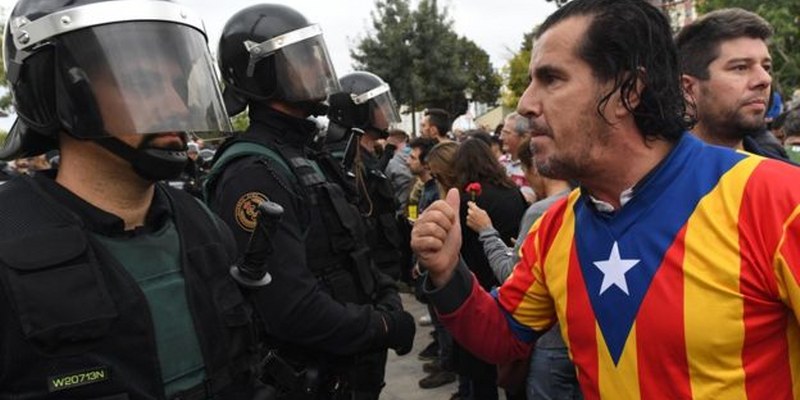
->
xmin=235 ymin=192 xmax=268 ymax=232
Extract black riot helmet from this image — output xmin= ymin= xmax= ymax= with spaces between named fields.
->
xmin=327 ymin=71 xmax=401 ymax=142
xmin=218 ymin=4 xmax=340 ymax=117
xmin=1 ymin=0 xmax=231 ymax=181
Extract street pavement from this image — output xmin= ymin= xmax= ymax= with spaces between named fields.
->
xmin=382 ymin=293 xmax=509 ymax=399
xmin=382 ymin=293 xmax=459 ymax=399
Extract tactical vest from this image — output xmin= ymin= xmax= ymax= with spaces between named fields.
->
xmin=205 ymin=140 xmax=378 ymax=305
xmin=328 ymin=142 xmax=403 ymax=280
xmin=0 ymin=176 xmax=256 ymax=400
xmin=357 ymin=155 xmax=404 ymax=280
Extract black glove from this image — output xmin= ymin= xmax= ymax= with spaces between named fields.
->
xmin=379 ymin=310 xmax=415 ymax=356
xmin=375 ymin=290 xmax=402 ymax=312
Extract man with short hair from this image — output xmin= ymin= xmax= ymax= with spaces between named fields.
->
xmin=408 ymin=137 xmax=440 ymax=213
xmin=677 ymin=8 xmax=786 ymax=160
xmin=0 ymin=0 xmax=265 ymax=397
xmin=411 ymin=0 xmax=800 ymax=398
xmin=499 ymin=112 xmax=535 ymax=203
xmin=421 ymin=108 xmax=452 ymax=143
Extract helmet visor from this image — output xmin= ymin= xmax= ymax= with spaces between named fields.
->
xmin=368 ymin=89 xmax=401 ymax=131
xmin=56 ymin=21 xmax=231 ymax=138
xmin=272 ymin=33 xmax=340 ymax=103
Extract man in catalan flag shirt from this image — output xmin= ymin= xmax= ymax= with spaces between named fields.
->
xmin=410 ymin=0 xmax=800 ymax=399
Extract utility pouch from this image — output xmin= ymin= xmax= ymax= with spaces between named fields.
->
xmin=0 ymin=226 xmax=118 ymax=354
xmin=262 ymin=351 xmax=319 ymax=400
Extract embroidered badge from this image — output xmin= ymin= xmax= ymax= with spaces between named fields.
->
xmin=48 ymin=366 xmax=110 ymax=392
xmin=235 ymin=192 xmax=268 ymax=232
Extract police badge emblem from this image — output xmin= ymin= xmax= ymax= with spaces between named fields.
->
xmin=235 ymin=192 xmax=268 ymax=232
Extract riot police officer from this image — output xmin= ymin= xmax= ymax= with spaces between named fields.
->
xmin=204 ymin=4 xmax=415 ymax=400
xmin=326 ymin=71 xmax=406 ymax=281
xmin=0 ymin=0 xmax=266 ymax=399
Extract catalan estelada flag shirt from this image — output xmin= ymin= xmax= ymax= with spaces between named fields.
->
xmin=429 ymin=133 xmax=800 ymax=400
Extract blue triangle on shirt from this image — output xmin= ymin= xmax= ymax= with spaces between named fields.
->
xmin=571 ymin=135 xmax=745 ymax=365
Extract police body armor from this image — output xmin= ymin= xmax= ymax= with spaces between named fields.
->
xmin=0 ymin=176 xmax=256 ymax=400
xmin=352 ymin=147 xmax=404 ymax=281
xmin=207 ymin=138 xmax=378 ymax=304
xmin=328 ymin=138 xmax=404 ymax=281
xmin=206 ymin=135 xmax=384 ymax=399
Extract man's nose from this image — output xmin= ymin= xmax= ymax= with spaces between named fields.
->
xmin=751 ymin=64 xmax=772 ymax=90
xmin=145 ymin=83 xmax=191 ymax=132
xmin=517 ymin=81 xmax=542 ymax=119
xmin=160 ymin=84 xmax=191 ymax=118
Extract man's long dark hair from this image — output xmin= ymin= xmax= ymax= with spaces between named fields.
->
xmin=537 ymin=0 xmax=692 ymax=142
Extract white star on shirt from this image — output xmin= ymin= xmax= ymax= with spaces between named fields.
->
xmin=593 ymin=241 xmax=640 ymax=296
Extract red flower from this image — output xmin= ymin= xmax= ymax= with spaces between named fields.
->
xmin=465 ymin=182 xmax=482 ymax=201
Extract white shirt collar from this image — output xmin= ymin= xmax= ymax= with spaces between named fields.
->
xmin=589 ymin=187 xmax=635 ymax=212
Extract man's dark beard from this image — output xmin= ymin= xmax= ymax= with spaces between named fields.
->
xmin=733 ymin=117 xmax=766 ymax=139
xmin=710 ymin=111 xmax=765 ymax=141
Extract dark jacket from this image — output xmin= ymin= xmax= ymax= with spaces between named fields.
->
xmin=460 ymin=182 xmax=528 ymax=291
xmin=0 ymin=175 xmax=256 ymax=400
xmin=205 ymin=106 xmax=399 ymax=355
xmin=454 ymin=182 xmax=527 ymax=381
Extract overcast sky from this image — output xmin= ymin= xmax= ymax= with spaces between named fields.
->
xmin=190 ymin=0 xmax=558 ymax=74
xmin=0 ymin=0 xmax=558 ymax=130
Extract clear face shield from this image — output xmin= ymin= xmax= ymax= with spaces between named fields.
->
xmin=352 ymin=83 xmax=401 ymax=135
xmin=8 ymin=1 xmax=231 ymax=141
xmin=245 ymin=24 xmax=340 ymax=104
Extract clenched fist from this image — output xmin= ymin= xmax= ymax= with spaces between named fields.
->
xmin=410 ymin=188 xmax=462 ymax=287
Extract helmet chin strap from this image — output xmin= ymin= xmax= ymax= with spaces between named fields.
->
xmin=298 ymin=100 xmax=329 ymax=117
xmin=95 ymin=136 xmax=188 ymax=182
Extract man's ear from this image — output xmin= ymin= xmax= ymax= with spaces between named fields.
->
xmin=681 ymin=74 xmax=698 ymax=102
xmin=680 ymin=74 xmax=700 ymax=120
xmin=614 ymin=69 xmax=645 ymax=119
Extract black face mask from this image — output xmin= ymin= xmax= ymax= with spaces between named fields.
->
xmin=95 ymin=134 xmax=188 ymax=182
xmin=293 ymin=100 xmax=329 ymax=117
xmin=133 ymin=134 xmax=189 ymax=181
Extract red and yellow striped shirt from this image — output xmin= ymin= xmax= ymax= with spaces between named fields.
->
xmin=442 ymin=134 xmax=800 ymax=399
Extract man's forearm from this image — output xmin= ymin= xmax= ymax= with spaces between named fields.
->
xmin=478 ymin=227 xmax=515 ymax=282
xmin=424 ymin=261 xmax=534 ymax=364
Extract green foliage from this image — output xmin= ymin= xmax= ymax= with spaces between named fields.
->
xmin=230 ymin=110 xmax=250 ymax=132
xmin=502 ymin=49 xmax=531 ymax=108
xmin=455 ymin=37 xmax=502 ymax=106
xmin=696 ymin=0 xmax=800 ymax=93
xmin=352 ymin=0 xmax=501 ymax=117
xmin=501 ymin=28 xmax=536 ymax=109
xmin=0 ymin=13 xmax=11 ymax=114
xmin=520 ymin=30 xmax=535 ymax=53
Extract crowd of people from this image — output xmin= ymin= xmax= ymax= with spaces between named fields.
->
xmin=0 ymin=0 xmax=799 ymax=399
xmin=412 ymin=1 xmax=800 ymax=400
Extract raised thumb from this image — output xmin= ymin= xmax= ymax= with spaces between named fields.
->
xmin=445 ymin=188 xmax=461 ymax=219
